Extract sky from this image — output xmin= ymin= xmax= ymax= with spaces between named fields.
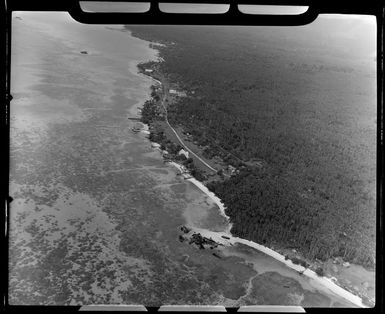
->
xmin=14 ymin=7 xmax=376 ymax=60
xmin=78 ymin=1 xmax=376 ymax=23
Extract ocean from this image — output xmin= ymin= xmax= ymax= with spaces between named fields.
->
xmin=8 ymin=12 xmax=367 ymax=306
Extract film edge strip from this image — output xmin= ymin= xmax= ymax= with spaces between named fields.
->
xmin=78 ymin=305 xmax=306 ymax=312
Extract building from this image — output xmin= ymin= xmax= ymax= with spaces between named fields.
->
xmin=169 ymin=89 xmax=187 ymax=97
xmin=178 ymin=149 xmax=189 ymax=159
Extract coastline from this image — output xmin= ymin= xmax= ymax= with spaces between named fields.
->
xmin=166 ymin=160 xmax=366 ymax=308
xmin=12 ymin=13 xmax=373 ymax=307
xmin=133 ymin=46 xmax=369 ymax=308
xmin=168 ymin=161 xmax=233 ymax=234
xmin=142 ymin=130 xmax=366 ymax=308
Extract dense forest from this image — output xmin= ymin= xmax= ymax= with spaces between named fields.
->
xmin=127 ymin=19 xmax=376 ymax=268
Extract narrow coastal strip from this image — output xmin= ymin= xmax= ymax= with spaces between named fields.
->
xmin=135 ymin=61 xmax=367 ymax=309
xmin=164 ymin=119 xmax=217 ymax=173
xmin=153 ymin=74 xmax=217 ymax=174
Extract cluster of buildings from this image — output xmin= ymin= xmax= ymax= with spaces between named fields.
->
xmin=169 ymin=89 xmax=187 ymax=97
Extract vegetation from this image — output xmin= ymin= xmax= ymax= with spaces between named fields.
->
xmin=291 ymin=257 xmax=310 ymax=268
xmin=128 ymin=23 xmax=376 ymax=268
xmin=315 ymin=267 xmax=325 ymax=277
xmin=141 ymin=100 xmax=207 ymax=182
xmin=141 ymin=99 xmax=162 ymax=124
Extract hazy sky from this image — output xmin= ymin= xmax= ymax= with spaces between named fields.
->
xmin=14 ymin=9 xmax=376 ymax=60
xmin=79 ymin=1 xmax=376 ymax=23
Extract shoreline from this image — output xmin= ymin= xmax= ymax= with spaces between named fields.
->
xmin=167 ymin=161 xmax=233 ymax=234
xmin=166 ymin=161 xmax=367 ymax=308
xmin=132 ymin=42 xmax=369 ymax=308
xmin=139 ymin=118 xmax=367 ymax=307
xmin=145 ymin=145 xmax=366 ymax=307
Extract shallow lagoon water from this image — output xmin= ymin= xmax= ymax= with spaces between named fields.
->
xmin=9 ymin=12 xmax=359 ymax=306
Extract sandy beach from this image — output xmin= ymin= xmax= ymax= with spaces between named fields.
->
xmin=163 ymin=161 xmax=366 ymax=308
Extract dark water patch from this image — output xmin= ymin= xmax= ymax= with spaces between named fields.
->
xmin=120 ymin=265 xmax=217 ymax=306
xmin=245 ymin=271 xmax=333 ymax=306
xmin=169 ymin=183 xmax=187 ymax=195
xmin=332 ymin=301 xmax=350 ymax=307
xmin=120 ymin=231 xmax=165 ymax=261
xmin=302 ymin=290 xmax=333 ymax=307
xmin=9 ymin=234 xmax=74 ymax=305
xmin=182 ymin=249 xmax=257 ymax=300
xmin=110 ymin=91 xmax=137 ymax=116
xmin=32 ymin=84 xmax=99 ymax=102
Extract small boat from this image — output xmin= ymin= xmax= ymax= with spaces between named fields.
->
xmin=221 ymin=235 xmax=230 ymax=240
xmin=132 ymin=122 xmax=143 ymax=133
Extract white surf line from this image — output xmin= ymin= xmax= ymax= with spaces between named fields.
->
xmin=232 ymin=237 xmax=365 ymax=308
xmin=165 ymin=163 xmax=366 ymax=308
xmin=193 ymin=227 xmax=366 ymax=308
